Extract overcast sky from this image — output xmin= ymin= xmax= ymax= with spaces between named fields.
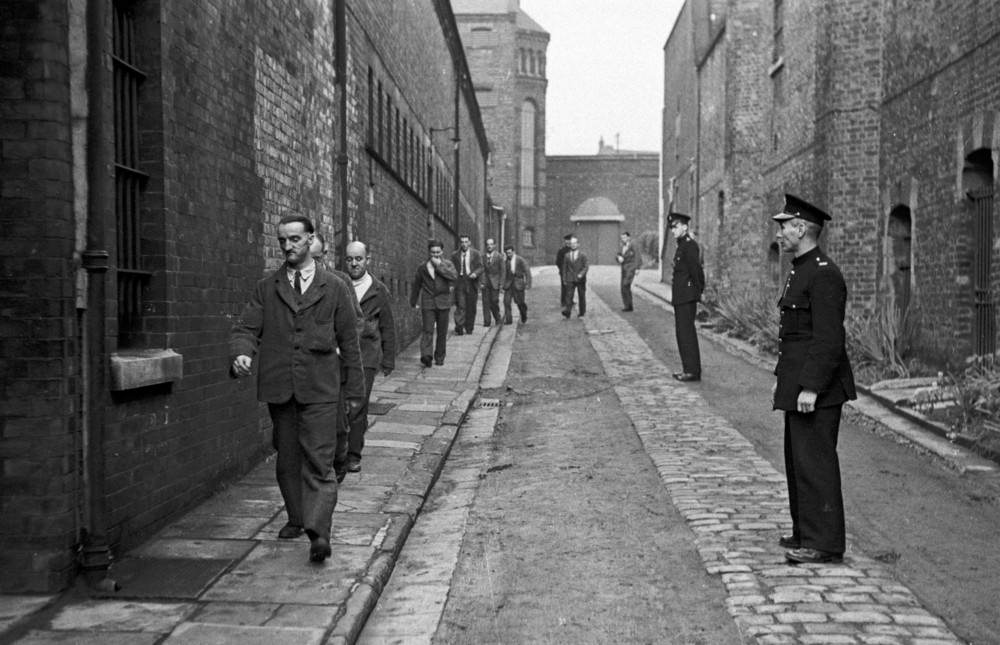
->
xmin=518 ymin=0 xmax=685 ymax=156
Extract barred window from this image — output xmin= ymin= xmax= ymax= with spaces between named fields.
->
xmin=113 ymin=0 xmax=151 ymax=346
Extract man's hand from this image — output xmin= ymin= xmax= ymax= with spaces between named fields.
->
xmin=796 ymin=389 xmax=818 ymax=414
xmin=430 ymin=256 xmax=441 ymax=266
xmin=232 ymin=355 xmax=253 ymax=377
xmin=346 ymin=398 xmax=364 ymax=416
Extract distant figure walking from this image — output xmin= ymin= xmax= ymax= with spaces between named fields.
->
xmin=410 ymin=239 xmax=457 ymax=367
xmin=451 ymin=234 xmax=483 ymax=335
xmin=617 ymin=231 xmax=640 ymax=311
xmin=480 ymin=238 xmax=504 ymax=327
xmin=560 ymin=235 xmax=588 ymax=318
xmin=502 ymin=244 xmax=531 ymax=324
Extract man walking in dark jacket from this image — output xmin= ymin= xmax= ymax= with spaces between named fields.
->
xmin=410 ymin=239 xmax=457 ymax=366
xmin=451 ymin=234 xmax=483 ymax=335
xmin=230 ymin=215 xmax=364 ymax=563
xmin=480 ymin=238 xmax=504 ymax=327
xmin=772 ymin=194 xmax=856 ymax=564
xmin=343 ymin=240 xmax=396 ymax=473
xmin=668 ymin=213 xmax=705 ymax=381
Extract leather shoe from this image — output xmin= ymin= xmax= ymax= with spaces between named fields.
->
xmin=672 ymin=372 xmax=701 ymax=382
xmin=778 ymin=534 xmax=800 ymax=548
xmin=785 ymin=547 xmax=843 ymax=564
xmin=420 ymin=355 xmax=432 ymax=367
xmin=345 ymin=456 xmax=361 ymax=473
xmin=454 ymin=328 xmax=464 ymax=335
xmin=435 ymin=359 xmax=444 ymax=366
xmin=277 ymin=523 xmax=303 ymax=539
xmin=309 ymin=536 xmax=332 ymax=563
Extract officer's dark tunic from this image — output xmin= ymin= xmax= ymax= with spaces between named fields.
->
xmin=774 ymin=246 xmax=856 ymax=554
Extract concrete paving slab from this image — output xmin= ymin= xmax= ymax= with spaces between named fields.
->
xmin=131 ymin=538 xmax=256 ymax=560
xmin=203 ymin=541 xmax=371 ymax=605
xmin=0 ymin=596 xmax=54 ymax=634
xmin=163 ymin=621 xmax=325 ymax=645
xmin=106 ymin=557 xmax=231 ymax=599
xmin=15 ymin=630 xmax=160 ymax=644
xmin=364 ymin=438 xmax=421 ymax=450
xmin=48 ymin=600 xmax=196 ymax=632
xmin=335 ymin=485 xmax=393 ymax=512
xmin=367 ymin=420 xmax=437 ymax=436
xmin=158 ymin=515 xmax=271 ymax=540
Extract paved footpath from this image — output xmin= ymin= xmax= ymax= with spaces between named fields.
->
xmin=0 ymin=324 xmax=499 ymax=645
xmin=583 ymin=277 xmax=964 ymax=645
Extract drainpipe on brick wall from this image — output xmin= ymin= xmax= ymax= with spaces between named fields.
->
xmin=452 ymin=69 xmax=461 ymax=246
xmin=335 ymin=0 xmax=349 ymax=249
xmin=80 ymin=0 xmax=118 ymax=592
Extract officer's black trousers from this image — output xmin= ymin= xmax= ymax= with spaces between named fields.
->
xmin=783 ymin=406 xmax=846 ymax=554
xmin=674 ymin=301 xmax=701 ymax=375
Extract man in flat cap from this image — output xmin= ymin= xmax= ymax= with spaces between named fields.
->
xmin=668 ymin=213 xmax=704 ymax=381
xmin=772 ymin=193 xmax=856 ymax=564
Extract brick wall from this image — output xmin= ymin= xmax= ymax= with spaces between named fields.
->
xmin=0 ymin=0 xmax=80 ymax=591
xmin=0 ymin=0 xmax=487 ymax=592
xmin=546 ymin=154 xmax=660 ymax=265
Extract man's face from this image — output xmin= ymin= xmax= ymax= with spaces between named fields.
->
xmin=428 ymin=245 xmax=444 ymax=261
xmin=775 ymin=219 xmax=804 ymax=253
xmin=620 ymin=233 xmax=629 ymax=244
xmin=504 ymin=248 xmax=514 ymax=259
xmin=460 ymin=236 xmax=471 ymax=251
xmin=563 ymin=239 xmax=572 ymax=248
xmin=569 ymin=238 xmax=579 ymax=250
xmin=670 ymin=221 xmax=687 ymax=240
xmin=278 ymin=222 xmax=313 ymax=268
xmin=345 ymin=244 xmax=368 ymax=280
xmin=486 ymin=239 xmax=496 ymax=253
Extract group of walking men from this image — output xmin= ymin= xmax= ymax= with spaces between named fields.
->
xmin=229 ymin=192 xmax=856 ymax=568
xmin=409 ymin=236 xmax=531 ymax=368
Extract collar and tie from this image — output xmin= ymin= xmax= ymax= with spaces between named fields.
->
xmin=294 ymin=270 xmax=302 ymax=294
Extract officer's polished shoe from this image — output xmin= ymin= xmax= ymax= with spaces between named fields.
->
xmin=778 ymin=534 xmax=800 ymax=548
xmin=672 ymin=372 xmax=701 ymax=382
xmin=277 ymin=523 xmax=303 ymax=539
xmin=309 ymin=536 xmax=332 ymax=563
xmin=785 ymin=547 xmax=843 ymax=564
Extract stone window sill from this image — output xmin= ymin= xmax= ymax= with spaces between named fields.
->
xmin=110 ymin=349 xmax=183 ymax=391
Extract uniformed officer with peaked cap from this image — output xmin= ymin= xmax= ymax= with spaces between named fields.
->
xmin=668 ymin=212 xmax=705 ymax=381
xmin=772 ymin=193 xmax=856 ymax=564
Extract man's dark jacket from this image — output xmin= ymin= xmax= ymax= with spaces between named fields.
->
xmin=773 ymin=247 xmax=857 ymax=410
xmin=230 ymin=265 xmax=365 ymax=404
xmin=670 ymin=234 xmax=705 ymax=305
xmin=357 ymin=275 xmax=396 ymax=372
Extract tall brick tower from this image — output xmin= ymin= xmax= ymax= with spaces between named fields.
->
xmin=454 ymin=0 xmax=549 ymax=265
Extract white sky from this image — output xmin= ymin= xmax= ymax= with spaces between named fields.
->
xmin=519 ymin=0 xmax=685 ymax=155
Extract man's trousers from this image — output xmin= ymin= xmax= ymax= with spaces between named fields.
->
xmin=347 ymin=367 xmax=378 ymax=460
xmin=420 ymin=307 xmax=449 ymax=363
xmin=270 ymin=398 xmax=340 ymax=541
xmin=783 ymin=406 xmax=846 ymax=554
xmin=674 ymin=301 xmax=701 ymax=376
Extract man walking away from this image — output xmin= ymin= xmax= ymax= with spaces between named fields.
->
xmin=668 ymin=213 xmax=704 ymax=382
xmin=481 ymin=237 xmax=504 ymax=327
xmin=451 ymin=234 xmax=483 ymax=335
xmin=410 ymin=239 xmax=457 ymax=366
xmin=555 ymin=233 xmax=573 ymax=309
xmin=230 ymin=215 xmax=365 ymax=563
xmin=617 ymin=231 xmax=640 ymax=311
xmin=772 ymin=193 xmax=856 ymax=564
xmin=560 ymin=235 xmax=588 ymax=318
xmin=502 ymin=244 xmax=531 ymax=324
xmin=343 ymin=240 xmax=396 ymax=473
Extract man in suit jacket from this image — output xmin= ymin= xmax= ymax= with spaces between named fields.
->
xmin=554 ymin=233 xmax=573 ymax=308
xmin=230 ymin=215 xmax=364 ymax=563
xmin=410 ymin=239 xmax=457 ymax=366
xmin=560 ymin=235 xmax=589 ymax=318
xmin=343 ymin=240 xmax=396 ymax=473
xmin=480 ymin=237 xmax=504 ymax=327
xmin=772 ymin=194 xmax=856 ymax=565
xmin=617 ymin=231 xmax=640 ymax=311
xmin=451 ymin=234 xmax=483 ymax=335
xmin=668 ymin=213 xmax=705 ymax=382
xmin=502 ymin=244 xmax=531 ymax=324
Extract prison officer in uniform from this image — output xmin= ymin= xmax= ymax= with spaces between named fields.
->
xmin=772 ymin=193 xmax=856 ymax=564
xmin=668 ymin=212 xmax=704 ymax=381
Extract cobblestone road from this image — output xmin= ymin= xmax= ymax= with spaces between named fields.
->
xmin=583 ymin=286 xmax=962 ymax=644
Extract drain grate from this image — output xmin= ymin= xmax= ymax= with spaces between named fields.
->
xmin=476 ymin=398 xmax=501 ymax=409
